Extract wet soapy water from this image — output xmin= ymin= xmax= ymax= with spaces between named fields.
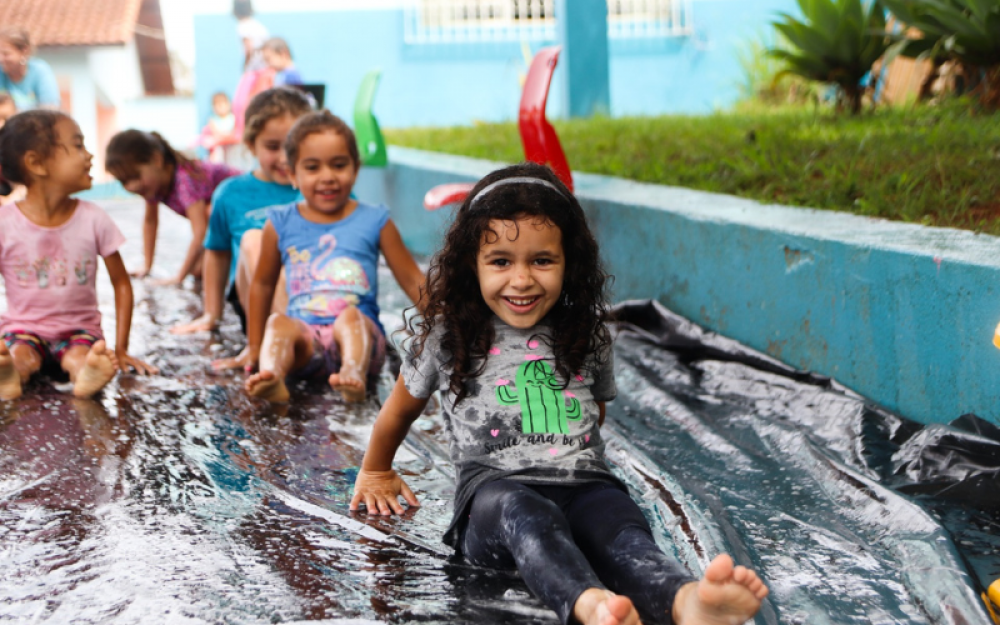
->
xmin=0 ymin=200 xmax=994 ymax=624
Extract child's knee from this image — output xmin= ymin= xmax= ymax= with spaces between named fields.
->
xmin=238 ymin=229 xmax=262 ymax=254
xmin=332 ymin=305 xmax=366 ymax=332
xmin=475 ymin=481 xmax=561 ymax=526
xmin=338 ymin=305 xmax=363 ymax=322
xmin=264 ymin=312 xmax=299 ymax=337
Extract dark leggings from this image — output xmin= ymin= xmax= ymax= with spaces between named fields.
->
xmin=460 ymin=480 xmax=695 ymax=625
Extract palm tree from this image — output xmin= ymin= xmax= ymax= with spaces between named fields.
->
xmin=769 ymin=0 xmax=890 ymax=113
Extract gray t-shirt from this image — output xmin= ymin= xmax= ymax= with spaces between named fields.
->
xmin=402 ymin=318 xmax=619 ymax=546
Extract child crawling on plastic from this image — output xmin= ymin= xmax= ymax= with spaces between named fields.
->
xmin=351 ymin=163 xmax=768 ymax=625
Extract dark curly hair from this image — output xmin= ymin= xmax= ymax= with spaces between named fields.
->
xmin=0 ymin=109 xmax=68 ymax=187
xmin=409 ymin=162 xmax=613 ymax=405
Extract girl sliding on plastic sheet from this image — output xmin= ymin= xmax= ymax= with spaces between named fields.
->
xmin=351 ymin=162 xmax=768 ymax=625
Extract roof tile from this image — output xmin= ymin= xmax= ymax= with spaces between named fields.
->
xmin=0 ymin=0 xmax=143 ymax=47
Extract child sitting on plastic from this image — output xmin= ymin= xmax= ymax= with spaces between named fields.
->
xmin=228 ymin=110 xmax=424 ymax=403
xmin=351 ymin=163 xmax=769 ymax=625
xmin=106 ymin=130 xmax=241 ymax=285
xmin=172 ymin=87 xmax=313 ymax=336
xmin=0 ymin=111 xmax=157 ymax=400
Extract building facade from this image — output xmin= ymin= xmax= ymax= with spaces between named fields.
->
xmin=194 ymin=0 xmax=795 ymax=129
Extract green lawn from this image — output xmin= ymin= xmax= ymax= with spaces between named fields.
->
xmin=385 ymin=103 xmax=1000 ymax=234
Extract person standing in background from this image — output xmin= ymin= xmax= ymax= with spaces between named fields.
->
xmin=261 ymin=38 xmax=303 ymax=87
xmin=0 ymin=27 xmax=61 ymax=111
xmin=231 ymin=0 xmax=274 ymax=170
xmin=233 ymin=0 xmax=270 ymax=72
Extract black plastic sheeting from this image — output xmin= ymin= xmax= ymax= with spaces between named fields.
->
xmin=612 ymin=299 xmax=1000 ymax=624
xmin=1 ymin=200 xmax=998 ymax=624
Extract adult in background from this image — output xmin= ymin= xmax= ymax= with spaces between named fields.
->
xmin=230 ymin=0 xmax=274 ymax=169
xmin=0 ymin=27 xmax=60 ymax=110
xmin=234 ymin=0 xmax=269 ymax=71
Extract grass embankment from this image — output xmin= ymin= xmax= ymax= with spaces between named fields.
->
xmin=385 ymin=104 xmax=1000 ymax=234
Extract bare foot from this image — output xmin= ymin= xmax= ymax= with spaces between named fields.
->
xmin=573 ymin=588 xmax=640 ymax=625
xmin=673 ymin=554 xmax=768 ymax=625
xmin=72 ymin=341 xmax=119 ymax=398
xmin=0 ymin=343 xmax=23 ymax=401
xmin=246 ymin=370 xmax=290 ymax=403
xmin=328 ymin=369 xmax=367 ymax=403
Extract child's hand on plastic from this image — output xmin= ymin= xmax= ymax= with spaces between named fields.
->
xmin=129 ymin=267 xmax=149 ymax=279
xmin=151 ymin=275 xmax=185 ymax=287
xmin=170 ymin=314 xmax=219 ymax=335
xmin=350 ymin=469 xmax=420 ymax=516
xmin=116 ymin=351 xmax=159 ymax=375
xmin=212 ymin=346 xmax=258 ymax=372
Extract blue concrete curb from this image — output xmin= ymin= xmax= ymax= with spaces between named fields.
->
xmin=77 ymin=181 xmax=131 ymax=201
xmin=356 ymin=147 xmax=1000 ymax=426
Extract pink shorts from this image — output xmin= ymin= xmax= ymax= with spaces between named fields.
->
xmin=294 ymin=319 xmax=386 ymax=380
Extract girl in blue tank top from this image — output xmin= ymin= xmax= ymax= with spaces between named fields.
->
xmin=236 ymin=110 xmax=424 ymax=403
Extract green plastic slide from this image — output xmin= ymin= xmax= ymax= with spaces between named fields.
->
xmin=353 ymin=69 xmax=387 ymax=167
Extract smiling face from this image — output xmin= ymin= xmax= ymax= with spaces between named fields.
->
xmin=46 ymin=118 xmax=93 ymax=193
xmin=250 ymin=113 xmax=295 ymax=185
xmin=476 ymin=216 xmax=565 ymax=329
xmin=118 ymin=151 xmax=170 ymax=201
xmin=0 ymin=40 xmax=26 ymax=79
xmin=291 ymin=129 xmax=359 ymax=221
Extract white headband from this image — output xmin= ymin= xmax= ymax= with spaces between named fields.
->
xmin=468 ymin=176 xmax=567 ymax=210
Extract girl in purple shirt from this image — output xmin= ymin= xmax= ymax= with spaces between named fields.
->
xmin=106 ymin=130 xmax=240 ymax=285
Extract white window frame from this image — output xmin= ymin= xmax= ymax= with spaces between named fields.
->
xmin=403 ymin=0 xmax=693 ymax=44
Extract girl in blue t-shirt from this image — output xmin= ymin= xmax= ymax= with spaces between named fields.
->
xmin=229 ymin=110 xmax=424 ymax=403
xmin=171 ymin=87 xmax=313 ymax=336
xmin=350 ymin=163 xmax=768 ymax=625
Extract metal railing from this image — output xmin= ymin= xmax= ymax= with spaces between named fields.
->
xmin=403 ymin=0 xmax=692 ymax=43
xmin=608 ymin=0 xmax=693 ymax=39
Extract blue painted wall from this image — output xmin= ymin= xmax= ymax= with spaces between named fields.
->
xmin=355 ymin=148 xmax=1000 ymax=427
xmin=194 ymin=1 xmax=795 ymax=130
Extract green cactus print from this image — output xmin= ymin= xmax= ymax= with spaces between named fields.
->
xmin=497 ymin=359 xmax=581 ymax=434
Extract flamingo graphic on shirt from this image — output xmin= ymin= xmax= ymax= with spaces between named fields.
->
xmin=286 ymin=234 xmax=370 ymax=320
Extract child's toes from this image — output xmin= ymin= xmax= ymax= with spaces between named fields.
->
xmin=329 ymin=371 xmax=367 ymax=403
xmin=72 ymin=343 xmax=118 ymax=398
xmin=0 ymin=345 xmax=23 ymax=400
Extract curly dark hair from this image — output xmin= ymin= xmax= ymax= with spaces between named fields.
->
xmin=284 ymin=109 xmax=359 ymax=172
xmin=409 ymin=162 xmax=613 ymax=405
xmin=0 ymin=109 xmax=68 ymax=186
